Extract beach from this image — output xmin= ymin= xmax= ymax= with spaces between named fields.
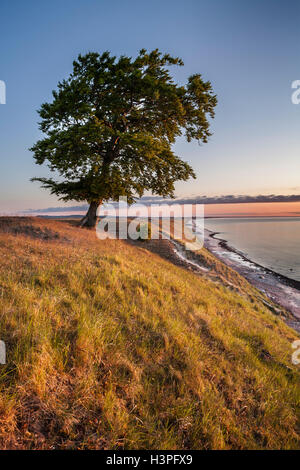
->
xmin=203 ymin=228 xmax=300 ymax=331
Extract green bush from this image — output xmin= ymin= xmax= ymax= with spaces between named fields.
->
xmin=137 ymin=221 xmax=152 ymax=241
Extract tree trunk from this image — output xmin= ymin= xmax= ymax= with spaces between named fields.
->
xmin=80 ymin=201 xmax=101 ymax=228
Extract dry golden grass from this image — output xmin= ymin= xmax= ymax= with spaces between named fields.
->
xmin=0 ymin=217 xmax=299 ymax=449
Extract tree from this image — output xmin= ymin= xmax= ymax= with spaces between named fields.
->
xmin=31 ymin=49 xmax=217 ymax=227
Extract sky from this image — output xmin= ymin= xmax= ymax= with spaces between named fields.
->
xmin=0 ymin=0 xmax=300 ymax=212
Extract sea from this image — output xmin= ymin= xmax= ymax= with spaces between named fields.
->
xmin=203 ymin=217 xmax=300 ymax=282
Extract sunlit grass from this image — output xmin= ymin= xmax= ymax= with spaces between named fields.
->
xmin=0 ymin=217 xmax=299 ymax=449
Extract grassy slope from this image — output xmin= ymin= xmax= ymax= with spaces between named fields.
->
xmin=0 ymin=218 xmax=299 ymax=450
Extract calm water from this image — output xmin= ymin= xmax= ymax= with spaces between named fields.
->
xmin=204 ymin=217 xmax=300 ymax=282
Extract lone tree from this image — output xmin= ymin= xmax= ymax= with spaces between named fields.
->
xmin=31 ymin=49 xmax=217 ymax=227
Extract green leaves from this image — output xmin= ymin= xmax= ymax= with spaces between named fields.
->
xmin=31 ymin=49 xmax=217 ymax=204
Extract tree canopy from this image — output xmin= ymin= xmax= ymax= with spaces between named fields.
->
xmin=31 ymin=49 xmax=217 ymax=226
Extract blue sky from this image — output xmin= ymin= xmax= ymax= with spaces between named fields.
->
xmin=0 ymin=0 xmax=300 ymax=211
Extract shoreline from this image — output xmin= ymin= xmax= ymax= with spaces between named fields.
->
xmin=203 ymin=229 xmax=300 ymax=330
xmin=209 ymin=231 xmax=300 ymax=290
